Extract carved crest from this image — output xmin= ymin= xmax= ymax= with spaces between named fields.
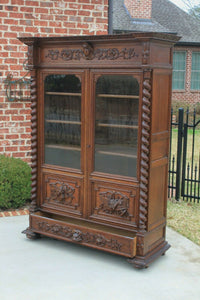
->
xmin=82 ymin=42 xmax=94 ymax=60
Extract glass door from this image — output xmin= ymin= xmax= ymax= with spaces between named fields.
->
xmin=88 ymin=73 xmax=140 ymax=226
xmin=40 ymin=73 xmax=84 ymax=218
xmin=94 ymin=75 xmax=139 ymax=178
xmin=44 ymin=74 xmax=82 ymax=170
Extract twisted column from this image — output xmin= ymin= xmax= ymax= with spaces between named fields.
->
xmin=29 ymin=70 xmax=38 ymax=213
xmin=139 ymin=73 xmax=152 ymax=231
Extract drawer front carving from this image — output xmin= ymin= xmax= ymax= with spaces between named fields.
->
xmin=30 ymin=213 xmax=136 ymax=258
xmin=90 ymin=181 xmax=137 ymax=226
xmin=42 ymin=174 xmax=83 ymax=216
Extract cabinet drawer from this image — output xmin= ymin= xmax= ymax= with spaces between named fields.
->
xmin=30 ymin=212 xmax=136 ymax=258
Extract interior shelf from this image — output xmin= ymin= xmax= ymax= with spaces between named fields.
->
xmin=45 ymin=144 xmax=81 ymax=151
xmin=45 ymin=92 xmax=138 ymax=99
xmin=96 ymin=94 xmax=139 ymax=99
xmin=45 ymin=92 xmax=81 ymax=96
xmin=97 ymin=123 xmax=138 ymax=129
xmin=95 ymin=144 xmax=137 ymax=158
xmin=46 ymin=145 xmax=136 ymax=158
xmin=45 ymin=119 xmax=81 ymax=125
xmin=96 ymin=150 xmax=137 ymax=158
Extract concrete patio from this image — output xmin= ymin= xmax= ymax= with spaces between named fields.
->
xmin=0 ymin=215 xmax=200 ymax=300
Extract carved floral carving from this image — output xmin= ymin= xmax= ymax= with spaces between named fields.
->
xmin=45 ymin=45 xmax=139 ymax=61
xmin=35 ymin=221 xmax=122 ymax=251
xmin=97 ymin=191 xmax=130 ymax=218
xmin=47 ymin=181 xmax=75 ymax=205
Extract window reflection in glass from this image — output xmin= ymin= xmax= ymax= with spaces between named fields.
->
xmin=95 ymin=75 xmax=139 ymax=177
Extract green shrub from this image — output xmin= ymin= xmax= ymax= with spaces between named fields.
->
xmin=0 ymin=155 xmax=31 ymax=210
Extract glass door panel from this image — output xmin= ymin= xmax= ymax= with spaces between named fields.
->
xmin=95 ymin=75 xmax=139 ymax=177
xmin=44 ymin=74 xmax=81 ymax=169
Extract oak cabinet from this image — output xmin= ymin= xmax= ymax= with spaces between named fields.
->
xmin=20 ymin=32 xmax=179 ymax=268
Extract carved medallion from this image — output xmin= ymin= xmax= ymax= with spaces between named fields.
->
xmin=98 ymin=191 xmax=130 ymax=218
xmin=82 ymin=42 xmax=94 ymax=60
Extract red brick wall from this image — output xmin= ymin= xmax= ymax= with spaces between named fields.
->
xmin=124 ymin=0 xmax=152 ymax=19
xmin=172 ymin=46 xmax=200 ymax=107
xmin=0 ymin=0 xmax=108 ymax=163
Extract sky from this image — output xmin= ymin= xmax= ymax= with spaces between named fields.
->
xmin=170 ymin=0 xmax=200 ymax=12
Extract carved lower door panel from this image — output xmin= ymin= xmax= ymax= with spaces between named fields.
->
xmin=30 ymin=211 xmax=136 ymax=258
xmin=89 ymin=179 xmax=138 ymax=229
xmin=41 ymin=172 xmax=83 ymax=217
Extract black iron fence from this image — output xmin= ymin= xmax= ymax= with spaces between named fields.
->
xmin=168 ymin=108 xmax=200 ymax=203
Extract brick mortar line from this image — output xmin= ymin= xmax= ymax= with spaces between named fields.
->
xmin=0 ymin=208 xmax=29 ymax=217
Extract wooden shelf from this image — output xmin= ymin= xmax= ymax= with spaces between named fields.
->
xmin=46 ymin=144 xmax=136 ymax=158
xmin=97 ymin=123 xmax=138 ymax=129
xmin=46 ymin=92 xmax=138 ymax=99
xmin=45 ymin=120 xmax=81 ymax=125
xmin=97 ymin=94 xmax=139 ymax=99
xmin=96 ymin=150 xmax=137 ymax=159
xmin=45 ymin=144 xmax=81 ymax=151
xmin=45 ymin=92 xmax=81 ymax=96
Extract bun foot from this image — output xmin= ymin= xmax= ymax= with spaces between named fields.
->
xmin=22 ymin=227 xmax=41 ymax=240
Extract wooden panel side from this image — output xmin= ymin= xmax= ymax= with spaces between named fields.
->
xmin=147 ymin=69 xmax=172 ymax=231
xmin=147 ymin=163 xmax=168 ymax=230
xmin=150 ymin=43 xmax=171 ymax=66
xmin=151 ymin=131 xmax=169 ymax=161
xmin=151 ymin=70 xmax=172 ymax=134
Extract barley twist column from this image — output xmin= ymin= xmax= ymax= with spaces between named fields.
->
xmin=139 ymin=71 xmax=152 ymax=231
xmin=29 ymin=70 xmax=38 ymax=214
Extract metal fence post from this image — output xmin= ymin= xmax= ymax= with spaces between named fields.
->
xmin=181 ymin=109 xmax=189 ymax=197
xmin=175 ymin=108 xmax=184 ymax=201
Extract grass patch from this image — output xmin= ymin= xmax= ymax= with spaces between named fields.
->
xmin=170 ymin=128 xmax=200 ymax=166
xmin=167 ymin=200 xmax=200 ymax=246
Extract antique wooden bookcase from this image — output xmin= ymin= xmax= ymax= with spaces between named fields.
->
xmin=20 ymin=32 xmax=179 ymax=269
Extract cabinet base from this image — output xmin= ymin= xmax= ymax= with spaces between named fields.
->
xmin=127 ymin=241 xmax=170 ymax=269
xmin=23 ymin=212 xmax=137 ymax=258
xmin=22 ymin=213 xmax=170 ymax=269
